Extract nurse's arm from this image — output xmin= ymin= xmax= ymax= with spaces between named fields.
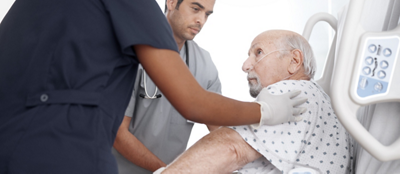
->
xmin=113 ymin=116 xmax=166 ymax=172
xmin=134 ymin=45 xmax=261 ymax=126
xmin=162 ymin=127 xmax=261 ymax=173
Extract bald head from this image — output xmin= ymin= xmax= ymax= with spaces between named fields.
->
xmin=242 ymin=30 xmax=316 ymax=98
xmin=254 ymin=30 xmax=303 ymax=50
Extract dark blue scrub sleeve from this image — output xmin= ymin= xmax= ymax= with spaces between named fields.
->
xmin=102 ymin=0 xmax=179 ymax=56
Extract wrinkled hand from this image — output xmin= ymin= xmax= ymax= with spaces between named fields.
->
xmin=252 ymin=88 xmax=307 ymax=128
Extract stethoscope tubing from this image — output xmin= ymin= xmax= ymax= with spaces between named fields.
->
xmin=140 ymin=41 xmax=189 ymax=99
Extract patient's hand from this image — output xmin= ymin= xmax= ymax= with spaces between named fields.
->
xmin=161 ymin=127 xmax=261 ymax=174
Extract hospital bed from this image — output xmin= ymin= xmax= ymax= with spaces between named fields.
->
xmin=303 ymin=0 xmax=400 ymax=173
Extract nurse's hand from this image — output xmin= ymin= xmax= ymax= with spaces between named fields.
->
xmin=251 ymin=89 xmax=307 ymax=129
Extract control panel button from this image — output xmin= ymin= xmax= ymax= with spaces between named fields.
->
xmin=377 ymin=70 xmax=386 ymax=79
xmin=380 ymin=60 xmax=389 ymax=69
xmin=359 ymin=77 xmax=368 ymax=89
xmin=374 ymin=82 xmax=383 ymax=92
xmin=365 ymin=56 xmax=374 ymax=65
xmin=368 ymin=44 xmax=377 ymax=53
xmin=363 ymin=67 xmax=371 ymax=75
xmin=383 ymin=48 xmax=392 ymax=57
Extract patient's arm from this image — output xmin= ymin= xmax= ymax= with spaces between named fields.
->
xmin=162 ymin=127 xmax=262 ymax=174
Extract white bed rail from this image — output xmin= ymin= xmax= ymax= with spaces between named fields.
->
xmin=331 ymin=0 xmax=400 ymax=161
xmin=302 ymin=13 xmax=338 ymax=96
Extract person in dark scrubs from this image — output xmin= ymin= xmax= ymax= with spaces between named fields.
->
xmin=0 ymin=0 xmax=176 ymax=173
xmin=0 ymin=0 xmax=306 ymax=173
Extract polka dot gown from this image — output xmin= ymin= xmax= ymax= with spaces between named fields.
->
xmin=230 ymin=80 xmax=352 ymax=174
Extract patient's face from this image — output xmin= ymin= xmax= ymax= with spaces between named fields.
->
xmin=242 ymin=32 xmax=290 ymax=97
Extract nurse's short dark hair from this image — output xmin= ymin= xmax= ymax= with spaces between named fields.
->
xmin=165 ymin=0 xmax=184 ymax=13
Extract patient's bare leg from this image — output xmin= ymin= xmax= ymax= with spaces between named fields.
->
xmin=162 ymin=127 xmax=262 ymax=174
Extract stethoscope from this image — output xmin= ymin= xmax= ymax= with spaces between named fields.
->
xmin=139 ymin=41 xmax=190 ymax=99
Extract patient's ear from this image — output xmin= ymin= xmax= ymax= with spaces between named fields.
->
xmin=287 ymin=49 xmax=303 ymax=74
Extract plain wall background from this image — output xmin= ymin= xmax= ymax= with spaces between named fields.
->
xmin=0 ymin=0 xmax=349 ymax=149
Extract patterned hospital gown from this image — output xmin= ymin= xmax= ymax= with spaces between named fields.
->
xmin=230 ymin=80 xmax=352 ymax=174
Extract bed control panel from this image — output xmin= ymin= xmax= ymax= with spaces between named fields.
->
xmin=356 ymin=37 xmax=399 ymax=98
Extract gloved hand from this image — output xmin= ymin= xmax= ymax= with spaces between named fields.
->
xmin=251 ymin=88 xmax=307 ymax=129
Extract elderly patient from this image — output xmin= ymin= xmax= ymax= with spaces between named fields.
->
xmin=157 ymin=30 xmax=352 ymax=174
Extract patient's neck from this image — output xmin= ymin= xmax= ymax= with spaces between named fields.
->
xmin=286 ymin=69 xmax=311 ymax=81
xmin=290 ymin=74 xmax=310 ymax=81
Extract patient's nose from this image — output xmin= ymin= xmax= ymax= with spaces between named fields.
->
xmin=242 ymin=58 xmax=253 ymax=72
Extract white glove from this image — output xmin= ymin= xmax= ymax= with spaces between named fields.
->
xmin=153 ymin=167 xmax=166 ymax=174
xmin=251 ymin=88 xmax=307 ymax=129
